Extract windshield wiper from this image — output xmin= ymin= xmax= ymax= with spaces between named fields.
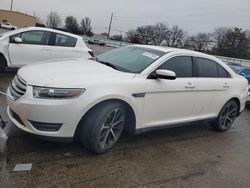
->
xmin=95 ymin=58 xmax=133 ymax=73
xmin=100 ymin=61 xmax=121 ymax=71
xmin=95 ymin=58 xmax=120 ymax=71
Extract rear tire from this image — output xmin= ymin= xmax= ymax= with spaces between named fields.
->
xmin=0 ymin=55 xmax=7 ymax=73
xmin=210 ymin=100 xmax=238 ymax=132
xmin=80 ymin=102 xmax=126 ymax=154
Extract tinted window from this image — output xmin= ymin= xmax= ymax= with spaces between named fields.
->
xmin=218 ymin=65 xmax=230 ymax=78
xmin=196 ymin=58 xmax=217 ymax=77
xmin=18 ymin=31 xmax=50 ymax=45
xmin=55 ymin=33 xmax=77 ymax=47
xmin=158 ymin=56 xmax=193 ymax=77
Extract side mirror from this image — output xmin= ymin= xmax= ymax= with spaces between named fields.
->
xmin=14 ymin=37 xmax=22 ymax=43
xmin=151 ymin=69 xmax=176 ymax=80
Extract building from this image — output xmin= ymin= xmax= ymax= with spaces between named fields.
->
xmin=0 ymin=9 xmax=36 ymax=28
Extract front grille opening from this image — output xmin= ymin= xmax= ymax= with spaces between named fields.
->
xmin=29 ymin=121 xmax=62 ymax=132
xmin=10 ymin=108 xmax=25 ymax=126
xmin=9 ymin=75 xmax=27 ymax=100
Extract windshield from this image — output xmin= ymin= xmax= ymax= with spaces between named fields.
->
xmin=229 ymin=65 xmax=242 ymax=73
xmin=97 ymin=46 xmax=166 ymax=73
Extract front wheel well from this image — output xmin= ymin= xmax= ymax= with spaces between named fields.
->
xmin=74 ymin=99 xmax=136 ymax=139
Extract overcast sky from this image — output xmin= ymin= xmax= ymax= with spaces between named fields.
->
xmin=1 ymin=0 xmax=250 ymax=35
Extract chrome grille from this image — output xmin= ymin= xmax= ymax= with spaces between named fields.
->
xmin=9 ymin=75 xmax=27 ymax=100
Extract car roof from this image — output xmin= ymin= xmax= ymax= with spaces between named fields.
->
xmin=1 ymin=27 xmax=81 ymax=39
xmin=133 ymin=44 xmax=216 ymax=59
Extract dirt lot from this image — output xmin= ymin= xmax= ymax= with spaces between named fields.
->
xmin=1 ymin=45 xmax=250 ymax=188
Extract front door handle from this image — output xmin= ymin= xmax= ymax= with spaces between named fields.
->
xmin=185 ymin=83 xmax=196 ymax=89
xmin=41 ymin=48 xmax=49 ymax=51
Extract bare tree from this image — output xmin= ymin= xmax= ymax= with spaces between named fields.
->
xmin=36 ymin=16 xmax=43 ymax=24
xmin=166 ymin=25 xmax=186 ymax=48
xmin=126 ymin=23 xmax=186 ymax=46
xmin=35 ymin=16 xmax=45 ymax=27
xmin=80 ymin=17 xmax=93 ymax=36
xmin=152 ymin=23 xmax=170 ymax=45
xmin=46 ymin=11 xmax=62 ymax=28
xmin=126 ymin=30 xmax=142 ymax=44
xmin=136 ymin=25 xmax=155 ymax=44
xmin=65 ymin=16 xmax=80 ymax=34
xmin=213 ymin=27 xmax=249 ymax=58
xmin=185 ymin=33 xmax=211 ymax=51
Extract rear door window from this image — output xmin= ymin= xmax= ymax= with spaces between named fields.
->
xmin=196 ymin=57 xmax=218 ymax=78
xmin=54 ymin=33 xmax=77 ymax=47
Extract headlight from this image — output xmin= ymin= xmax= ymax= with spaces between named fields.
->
xmin=33 ymin=86 xmax=85 ymax=99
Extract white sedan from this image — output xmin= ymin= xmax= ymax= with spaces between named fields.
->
xmin=0 ymin=27 xmax=93 ymax=72
xmin=0 ymin=22 xmax=17 ymax=30
xmin=7 ymin=45 xmax=249 ymax=153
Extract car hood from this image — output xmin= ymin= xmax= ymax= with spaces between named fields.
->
xmin=18 ymin=59 xmax=136 ymax=87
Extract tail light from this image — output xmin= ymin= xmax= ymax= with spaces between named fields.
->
xmin=88 ymin=51 xmax=94 ymax=58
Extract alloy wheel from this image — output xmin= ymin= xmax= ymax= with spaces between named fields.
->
xmin=99 ymin=108 xmax=125 ymax=150
xmin=219 ymin=103 xmax=238 ymax=130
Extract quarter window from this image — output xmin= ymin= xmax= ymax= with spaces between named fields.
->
xmin=158 ymin=56 xmax=193 ymax=78
xmin=55 ymin=33 xmax=77 ymax=47
xmin=196 ymin=58 xmax=217 ymax=78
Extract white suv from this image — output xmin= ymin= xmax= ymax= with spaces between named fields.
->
xmin=7 ymin=45 xmax=249 ymax=153
xmin=0 ymin=27 xmax=93 ymax=72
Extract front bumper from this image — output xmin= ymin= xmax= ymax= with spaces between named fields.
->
xmin=7 ymin=85 xmax=87 ymax=138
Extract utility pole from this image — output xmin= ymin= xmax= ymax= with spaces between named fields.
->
xmin=10 ymin=0 xmax=13 ymax=11
xmin=107 ymin=13 xmax=114 ymax=39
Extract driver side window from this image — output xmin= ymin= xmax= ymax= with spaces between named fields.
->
xmin=157 ymin=56 xmax=193 ymax=78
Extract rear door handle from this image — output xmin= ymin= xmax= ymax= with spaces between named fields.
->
xmin=223 ymin=83 xmax=230 ymax=88
xmin=41 ymin=48 xmax=49 ymax=51
xmin=185 ymin=83 xmax=196 ymax=89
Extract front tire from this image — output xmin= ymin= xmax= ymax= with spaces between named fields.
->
xmin=80 ymin=102 xmax=126 ymax=154
xmin=210 ymin=100 xmax=238 ymax=132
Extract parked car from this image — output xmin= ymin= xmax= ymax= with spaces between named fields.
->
xmin=247 ymin=85 xmax=250 ymax=109
xmin=0 ymin=22 xmax=17 ymax=30
xmin=7 ymin=45 xmax=249 ymax=153
xmin=0 ymin=27 xmax=94 ymax=72
xmin=88 ymin=39 xmax=106 ymax=46
xmin=229 ymin=65 xmax=250 ymax=84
